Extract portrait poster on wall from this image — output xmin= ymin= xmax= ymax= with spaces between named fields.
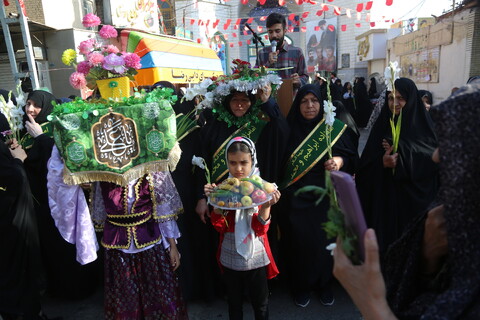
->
xmin=305 ymin=17 xmax=338 ymax=74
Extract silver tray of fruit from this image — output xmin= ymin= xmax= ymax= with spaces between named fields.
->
xmin=208 ymin=176 xmax=277 ymax=210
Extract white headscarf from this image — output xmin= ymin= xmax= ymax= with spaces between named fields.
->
xmin=225 ymin=136 xmax=260 ymax=260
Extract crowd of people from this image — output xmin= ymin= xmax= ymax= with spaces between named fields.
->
xmin=1 ymin=11 xmax=479 ymax=320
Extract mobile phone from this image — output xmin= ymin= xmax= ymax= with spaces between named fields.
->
xmin=330 ymin=171 xmax=367 ymax=263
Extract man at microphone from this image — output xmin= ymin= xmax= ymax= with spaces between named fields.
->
xmin=255 ymin=13 xmax=308 ymax=92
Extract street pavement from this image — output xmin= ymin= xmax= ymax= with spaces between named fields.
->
xmin=26 ymin=128 xmax=372 ymax=320
xmin=40 ymin=280 xmax=361 ymax=319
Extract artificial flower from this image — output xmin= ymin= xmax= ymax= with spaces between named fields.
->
xmin=103 ymin=44 xmax=120 ymax=54
xmin=78 ymin=39 xmax=96 ymax=55
xmin=62 ymin=49 xmax=77 ymax=66
xmin=123 ymin=52 xmax=142 ymax=69
xmin=384 ymin=61 xmax=400 ymax=91
xmin=326 ymin=243 xmax=337 ymax=256
xmin=69 ymin=72 xmax=87 ymax=90
xmin=103 ymin=53 xmax=127 ymax=74
xmin=88 ymin=51 xmax=104 ymax=66
xmin=82 ymin=13 xmax=101 ymax=28
xmin=76 ymin=61 xmax=92 ymax=74
xmin=99 ymin=25 xmax=118 ymax=39
xmin=0 ymin=88 xmax=25 ymax=141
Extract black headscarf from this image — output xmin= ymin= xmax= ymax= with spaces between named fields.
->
xmin=368 ymin=77 xmax=378 ymax=99
xmin=353 ymin=77 xmax=372 ymax=128
xmin=286 ymin=84 xmax=324 ymax=153
xmin=23 ymin=90 xmax=56 ymax=125
xmin=385 ymin=83 xmax=480 ymax=319
xmin=357 ymin=78 xmax=438 ymax=251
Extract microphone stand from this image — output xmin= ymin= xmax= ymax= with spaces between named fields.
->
xmin=245 ymin=23 xmax=265 ymax=64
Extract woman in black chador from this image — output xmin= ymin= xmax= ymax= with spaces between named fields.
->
xmin=0 ymin=113 xmax=43 ymax=319
xmin=356 ymin=78 xmax=438 ymax=252
xmin=21 ymin=90 xmax=98 ymax=298
xmin=279 ymin=84 xmax=357 ymax=307
xmin=353 ymin=77 xmax=373 ymax=128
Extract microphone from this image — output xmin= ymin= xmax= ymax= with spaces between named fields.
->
xmin=271 ymin=40 xmax=277 ymax=53
xmin=244 ymin=23 xmax=265 ymax=47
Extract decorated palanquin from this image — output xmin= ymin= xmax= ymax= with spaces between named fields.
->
xmin=49 ymin=89 xmax=181 ymax=186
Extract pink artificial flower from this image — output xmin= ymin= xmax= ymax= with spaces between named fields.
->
xmin=78 ymin=39 xmax=96 ymax=55
xmin=88 ymin=52 xmax=104 ymax=66
xmin=82 ymin=13 xmax=101 ymax=28
xmin=69 ymin=72 xmax=87 ymax=89
xmin=77 ymin=61 xmax=92 ymax=74
xmin=99 ymin=25 xmax=118 ymax=39
xmin=123 ymin=52 xmax=142 ymax=69
xmin=103 ymin=44 xmax=120 ymax=54
xmin=103 ymin=53 xmax=127 ymax=74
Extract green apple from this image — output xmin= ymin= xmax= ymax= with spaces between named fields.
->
xmin=241 ymin=195 xmax=253 ymax=206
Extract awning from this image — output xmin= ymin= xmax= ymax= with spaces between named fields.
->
xmin=121 ymin=30 xmax=224 ymax=85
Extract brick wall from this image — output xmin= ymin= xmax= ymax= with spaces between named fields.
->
xmin=4 ymin=0 xmax=45 ymax=24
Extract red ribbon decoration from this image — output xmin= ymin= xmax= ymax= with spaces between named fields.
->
xmin=230 ymin=43 xmax=234 ymax=48
xmin=333 ymin=6 xmax=341 ymax=15
xmin=238 ymin=41 xmax=243 ymax=46
xmin=301 ymin=27 xmax=307 ymax=32
xmin=224 ymin=19 xmax=232 ymax=30
xmin=294 ymin=0 xmax=303 ymax=4
xmin=246 ymin=17 xmax=254 ymax=24
xmin=247 ymin=40 xmax=251 ymax=45
xmin=288 ymin=13 xmax=296 ymax=21
xmin=213 ymin=19 xmax=220 ymax=28
xmin=314 ymin=26 xmax=320 ymax=31
xmin=190 ymin=19 xmax=195 ymax=25
xmin=355 ymin=23 xmax=361 ymax=27
xmin=258 ymin=0 xmax=267 ymax=4
xmin=232 ymin=32 xmax=237 ymax=37
xmin=241 ymin=0 xmax=248 ymax=4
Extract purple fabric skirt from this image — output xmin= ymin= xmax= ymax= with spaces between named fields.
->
xmin=104 ymin=245 xmax=188 ymax=320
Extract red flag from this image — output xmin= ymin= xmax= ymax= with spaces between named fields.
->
xmin=366 ymin=1 xmax=373 ymax=10
xmin=230 ymin=43 xmax=234 ymax=47
xmin=190 ymin=19 xmax=195 ymax=25
xmin=386 ymin=0 xmax=393 ymax=6
xmin=300 ymin=27 xmax=306 ymax=32
xmin=241 ymin=0 xmax=248 ymax=4
xmin=302 ymin=12 xmax=309 ymax=18
xmin=257 ymin=25 xmax=263 ymax=32
xmin=264 ymin=35 xmax=269 ymax=40
xmin=243 ymin=30 xmax=248 ymax=36
xmin=213 ymin=19 xmax=220 ymax=28
xmin=260 ymin=16 xmax=267 ymax=21
xmin=197 ymin=38 xmax=201 ymax=43
xmin=246 ymin=17 xmax=254 ymax=24
xmin=288 ymin=13 xmax=296 ymax=21
xmin=3 ymin=0 xmax=9 ymax=6
xmin=295 ymin=0 xmax=303 ymax=4
xmin=247 ymin=40 xmax=251 ymax=45
xmin=327 ymin=0 xmax=333 ymax=2
xmin=333 ymin=6 xmax=341 ymax=15
xmin=258 ymin=0 xmax=267 ymax=4
xmin=232 ymin=32 xmax=237 ymax=37
xmin=239 ymin=41 xmax=243 ymax=46
xmin=224 ymin=19 xmax=232 ymax=30
xmin=356 ymin=3 xmax=363 ymax=12
xmin=328 ymin=25 xmax=335 ymax=32
xmin=355 ymin=23 xmax=361 ymax=27
xmin=316 ymin=10 xmax=323 ymax=16
xmin=279 ymin=0 xmax=286 ymax=5
xmin=321 ymin=3 xmax=329 ymax=11
xmin=341 ymin=24 xmax=347 ymax=31
xmin=370 ymin=22 xmax=376 ymax=27
xmin=314 ymin=26 xmax=320 ymax=31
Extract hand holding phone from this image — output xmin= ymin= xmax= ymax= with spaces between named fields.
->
xmin=330 ymin=171 xmax=368 ymax=264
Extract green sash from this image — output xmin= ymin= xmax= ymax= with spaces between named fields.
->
xmin=279 ymin=118 xmax=346 ymax=189
xmin=211 ymin=115 xmax=268 ymax=182
xmin=20 ymin=122 xmax=53 ymax=150
xmin=176 ymin=113 xmax=199 ymax=142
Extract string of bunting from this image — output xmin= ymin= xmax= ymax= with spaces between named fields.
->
xmin=187 ymin=3 xmax=397 ymax=47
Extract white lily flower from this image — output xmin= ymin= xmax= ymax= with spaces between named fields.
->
xmin=192 ymin=155 xmax=206 ymax=169
xmin=326 ymin=243 xmax=337 ymax=256
xmin=384 ymin=61 xmax=401 ymax=91
xmin=184 ymin=88 xmax=198 ymax=101
xmin=199 ymin=78 xmax=213 ymax=90
xmin=323 ymin=100 xmax=336 ymax=126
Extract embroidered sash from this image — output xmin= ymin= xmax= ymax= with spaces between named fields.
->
xmin=211 ymin=116 xmax=268 ymax=182
xmin=20 ymin=122 xmax=53 ymax=150
xmin=279 ymin=118 xmax=346 ymax=189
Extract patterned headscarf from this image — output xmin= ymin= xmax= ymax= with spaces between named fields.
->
xmin=225 ymin=136 xmax=260 ymax=260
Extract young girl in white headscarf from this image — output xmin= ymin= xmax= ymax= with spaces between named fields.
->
xmin=204 ymin=136 xmax=281 ymax=320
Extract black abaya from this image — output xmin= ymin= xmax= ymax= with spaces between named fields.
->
xmin=0 ymin=116 xmax=42 ymax=318
xmin=356 ymin=78 xmax=438 ymax=252
xmin=279 ymin=85 xmax=357 ymax=296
